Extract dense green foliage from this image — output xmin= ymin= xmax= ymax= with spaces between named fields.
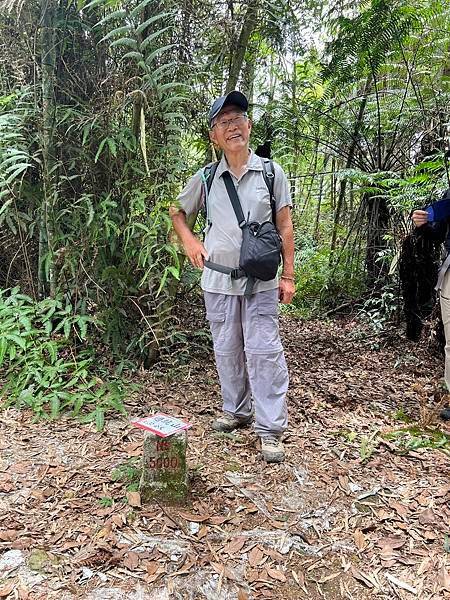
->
xmin=0 ymin=287 xmax=125 ymax=426
xmin=0 ymin=0 xmax=449 ymax=418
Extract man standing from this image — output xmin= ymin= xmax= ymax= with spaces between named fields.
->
xmin=170 ymin=91 xmax=295 ymax=462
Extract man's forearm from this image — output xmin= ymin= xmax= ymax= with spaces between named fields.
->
xmin=170 ymin=207 xmax=197 ymax=245
xmin=277 ymin=210 xmax=295 ymax=277
xmin=170 ymin=207 xmax=207 ymax=269
xmin=280 ymin=230 xmax=294 ymax=277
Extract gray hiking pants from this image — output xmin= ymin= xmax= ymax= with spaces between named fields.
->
xmin=204 ymin=288 xmax=289 ymax=437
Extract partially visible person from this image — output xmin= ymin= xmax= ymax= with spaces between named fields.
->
xmin=412 ymin=190 xmax=450 ymax=420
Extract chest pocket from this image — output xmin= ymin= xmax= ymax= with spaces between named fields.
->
xmin=255 ymin=183 xmax=271 ymax=203
xmin=250 ymin=181 xmax=274 ymax=224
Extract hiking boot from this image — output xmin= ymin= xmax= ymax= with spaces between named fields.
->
xmin=260 ymin=436 xmax=285 ymax=463
xmin=440 ymin=406 xmax=450 ymax=421
xmin=212 ymin=412 xmax=252 ymax=433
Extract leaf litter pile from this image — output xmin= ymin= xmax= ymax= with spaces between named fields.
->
xmin=0 ymin=304 xmax=449 ymax=599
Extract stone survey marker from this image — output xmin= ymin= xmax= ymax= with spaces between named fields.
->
xmin=132 ymin=413 xmax=191 ymax=504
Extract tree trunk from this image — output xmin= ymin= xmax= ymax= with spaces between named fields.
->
xmin=241 ymin=50 xmax=256 ymax=111
xmin=329 ymin=77 xmax=371 ymax=257
xmin=314 ymin=155 xmax=329 ymax=239
xmin=40 ymin=0 xmax=57 ymax=297
xmin=365 ymin=194 xmax=390 ymax=287
xmin=225 ymin=0 xmax=258 ymax=93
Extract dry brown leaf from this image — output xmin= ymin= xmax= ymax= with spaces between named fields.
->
xmin=248 ymin=546 xmax=265 ymax=567
xmin=146 ymin=561 xmax=159 ymax=576
xmin=418 ymin=508 xmax=436 ymax=525
xmin=267 ymin=568 xmax=286 ymax=582
xmin=146 ymin=569 xmax=164 ymax=584
xmin=417 ymin=557 xmax=432 ymax=576
xmin=210 ymin=562 xmax=238 ymax=581
xmin=0 ymin=475 xmax=14 ymax=493
xmin=0 ymin=530 xmax=17 ymax=542
xmin=338 ymin=475 xmax=349 ymax=492
xmin=223 ymin=537 xmax=246 ymax=556
xmin=123 ymin=551 xmax=140 ymax=570
xmin=237 ymin=589 xmax=249 ymax=600
xmin=0 ymin=581 xmax=15 ymax=598
xmin=376 ymin=536 xmax=405 ymax=551
xmin=111 ymin=514 xmax=126 ymax=528
xmin=292 ymin=569 xmax=306 ymax=588
xmin=435 ymin=484 xmax=450 ymax=498
xmin=197 ymin=525 xmax=208 ymax=539
xmin=123 ymin=442 xmax=142 ymax=456
xmin=17 ymin=587 xmax=29 ymax=600
xmin=263 ymin=547 xmax=284 ymax=561
xmin=209 ymin=516 xmax=229 ymax=524
xmin=353 ymin=529 xmax=366 ymax=550
xmin=247 ymin=569 xmax=259 ymax=583
xmin=126 ymin=491 xmax=141 ymax=507
xmin=350 ymin=566 xmax=374 ymax=589
xmin=439 ymin=566 xmax=450 ymax=592
xmin=269 ymin=520 xmax=288 ymax=530
xmin=390 ymin=501 xmax=409 ymax=517
xmin=415 ymin=494 xmax=430 ymax=507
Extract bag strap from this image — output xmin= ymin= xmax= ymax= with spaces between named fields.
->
xmin=261 ymin=158 xmax=276 ymax=224
xmin=203 ymin=260 xmax=245 ymax=279
xmin=222 ymin=171 xmax=247 ymax=228
xmin=202 ymin=161 xmax=219 ymax=221
xmin=204 ymin=161 xmax=219 ymax=195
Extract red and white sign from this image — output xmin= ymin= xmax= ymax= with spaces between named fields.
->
xmin=131 ymin=413 xmax=192 ymax=438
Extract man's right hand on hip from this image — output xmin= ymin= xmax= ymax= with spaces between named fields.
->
xmin=184 ymin=237 xmax=208 ymax=269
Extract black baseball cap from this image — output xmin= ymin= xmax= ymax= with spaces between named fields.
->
xmin=208 ymin=91 xmax=248 ymax=127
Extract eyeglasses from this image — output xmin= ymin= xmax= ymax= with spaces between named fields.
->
xmin=211 ymin=113 xmax=248 ymax=131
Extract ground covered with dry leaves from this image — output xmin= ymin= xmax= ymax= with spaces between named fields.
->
xmin=0 ymin=304 xmax=449 ymax=600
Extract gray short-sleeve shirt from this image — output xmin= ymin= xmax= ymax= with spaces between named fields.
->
xmin=177 ymin=150 xmax=292 ymax=295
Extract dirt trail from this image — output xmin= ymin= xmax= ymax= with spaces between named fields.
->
xmin=0 ymin=316 xmax=449 ymax=599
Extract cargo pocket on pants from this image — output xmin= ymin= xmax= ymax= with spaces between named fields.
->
xmin=251 ymin=291 xmax=283 ymax=354
xmin=206 ymin=311 xmax=226 ymax=349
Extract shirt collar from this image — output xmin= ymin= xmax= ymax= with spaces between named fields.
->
xmin=216 ymin=149 xmax=263 ymax=179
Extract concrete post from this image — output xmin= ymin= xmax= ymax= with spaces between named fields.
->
xmin=139 ymin=430 xmax=188 ymax=504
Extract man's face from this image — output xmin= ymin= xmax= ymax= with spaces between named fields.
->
xmin=209 ymin=105 xmax=252 ymax=153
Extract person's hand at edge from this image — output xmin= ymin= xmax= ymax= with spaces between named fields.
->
xmin=412 ymin=210 xmax=428 ymax=228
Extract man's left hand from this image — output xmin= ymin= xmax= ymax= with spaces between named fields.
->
xmin=279 ymin=277 xmax=295 ymax=304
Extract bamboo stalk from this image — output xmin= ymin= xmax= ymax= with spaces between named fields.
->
xmin=40 ymin=0 xmax=57 ymax=297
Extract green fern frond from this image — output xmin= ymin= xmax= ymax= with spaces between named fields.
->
xmin=100 ymin=25 xmax=133 ymax=43
xmin=135 ymin=13 xmax=168 ymax=36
